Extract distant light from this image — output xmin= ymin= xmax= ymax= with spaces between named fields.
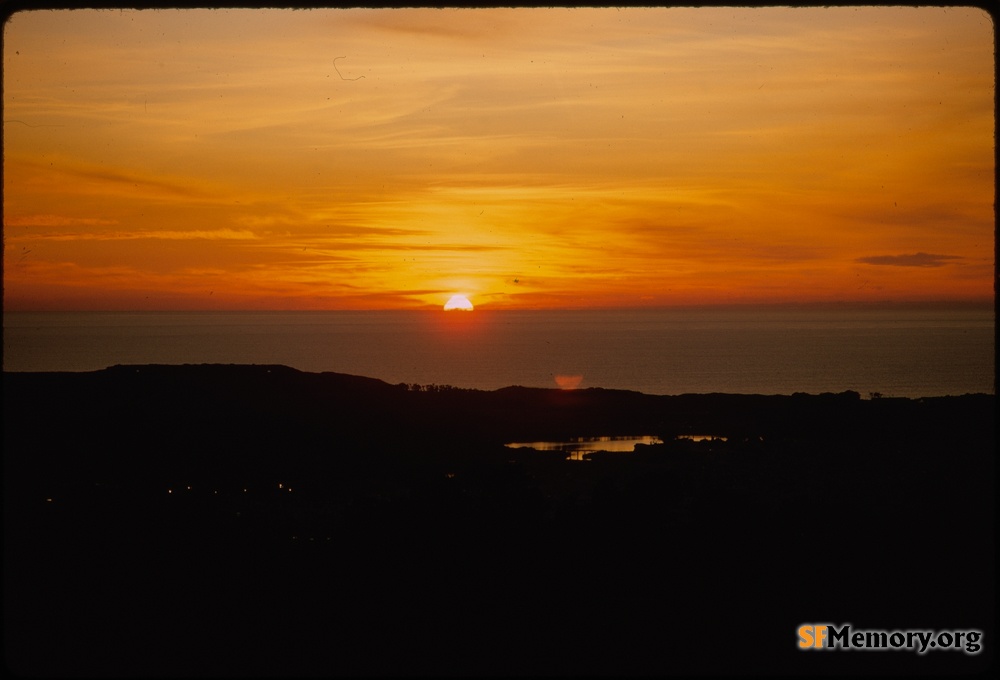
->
xmin=45 ymin=498 xmax=53 ymax=502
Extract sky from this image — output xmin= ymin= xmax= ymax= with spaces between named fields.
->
xmin=2 ymin=7 xmax=995 ymax=311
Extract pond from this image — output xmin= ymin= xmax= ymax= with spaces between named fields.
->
xmin=504 ymin=435 xmax=731 ymax=460
xmin=504 ymin=435 xmax=664 ymax=460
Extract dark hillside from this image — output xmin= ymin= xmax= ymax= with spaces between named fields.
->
xmin=3 ymin=365 xmax=994 ymax=676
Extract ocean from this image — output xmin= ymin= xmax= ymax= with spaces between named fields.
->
xmin=2 ymin=305 xmax=994 ymax=398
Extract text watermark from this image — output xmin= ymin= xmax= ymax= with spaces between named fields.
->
xmin=798 ymin=624 xmax=982 ymax=655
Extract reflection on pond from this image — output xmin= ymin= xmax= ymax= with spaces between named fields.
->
xmin=676 ymin=434 xmax=728 ymax=442
xmin=505 ymin=435 xmax=664 ymax=460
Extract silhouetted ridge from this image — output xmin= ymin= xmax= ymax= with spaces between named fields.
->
xmin=3 ymin=364 xmax=994 ymax=677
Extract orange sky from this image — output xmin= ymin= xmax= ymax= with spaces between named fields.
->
xmin=2 ymin=7 xmax=995 ymax=311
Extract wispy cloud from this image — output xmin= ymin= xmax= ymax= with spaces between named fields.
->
xmin=856 ymin=253 xmax=962 ymax=267
xmin=64 ymin=165 xmax=210 ymax=199
xmin=9 ymin=229 xmax=259 ymax=242
xmin=4 ymin=215 xmax=119 ymax=228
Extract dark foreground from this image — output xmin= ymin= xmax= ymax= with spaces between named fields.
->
xmin=3 ymin=365 xmax=995 ymax=676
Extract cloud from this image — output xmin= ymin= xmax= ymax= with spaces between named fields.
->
xmin=4 ymin=215 xmax=118 ymax=228
xmin=855 ymin=252 xmax=962 ymax=267
xmin=13 ymin=229 xmax=259 ymax=242
xmin=345 ymin=7 xmax=521 ymax=41
xmin=62 ymin=165 xmax=210 ymax=199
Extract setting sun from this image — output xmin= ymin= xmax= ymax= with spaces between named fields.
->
xmin=443 ymin=295 xmax=474 ymax=311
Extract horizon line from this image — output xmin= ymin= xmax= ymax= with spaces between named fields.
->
xmin=3 ymin=298 xmax=995 ymax=314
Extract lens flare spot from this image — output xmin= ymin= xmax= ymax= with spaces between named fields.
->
xmin=555 ymin=374 xmax=583 ymax=390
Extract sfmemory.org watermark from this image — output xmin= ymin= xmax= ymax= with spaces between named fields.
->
xmin=798 ymin=624 xmax=983 ymax=655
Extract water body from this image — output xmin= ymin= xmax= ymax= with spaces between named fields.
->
xmin=506 ymin=435 xmax=664 ymax=460
xmin=3 ymin=305 xmax=994 ymax=397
